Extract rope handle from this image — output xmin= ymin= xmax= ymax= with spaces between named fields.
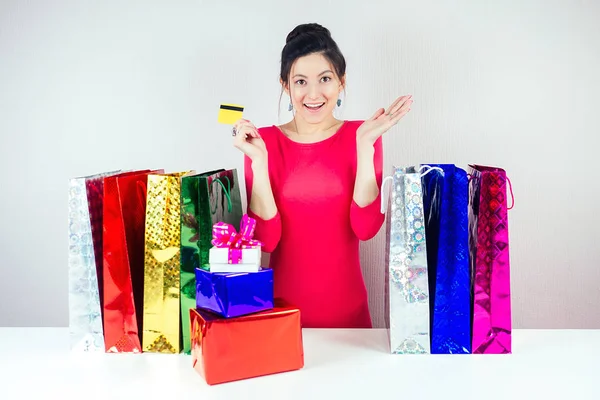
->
xmin=466 ymin=172 xmax=514 ymax=210
xmin=211 ymin=176 xmax=232 ymax=214
xmin=379 ymin=165 xmax=444 ymax=214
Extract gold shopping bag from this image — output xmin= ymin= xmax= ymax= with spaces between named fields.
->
xmin=142 ymin=171 xmax=192 ymax=353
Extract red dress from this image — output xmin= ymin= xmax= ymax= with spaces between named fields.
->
xmin=244 ymin=120 xmax=384 ymax=328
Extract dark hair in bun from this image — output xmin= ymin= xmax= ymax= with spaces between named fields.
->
xmin=285 ymin=23 xmax=331 ymax=44
xmin=280 ymin=23 xmax=346 ymax=86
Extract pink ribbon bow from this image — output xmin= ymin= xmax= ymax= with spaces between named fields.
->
xmin=211 ymin=214 xmax=263 ymax=264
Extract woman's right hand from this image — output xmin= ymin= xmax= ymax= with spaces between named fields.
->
xmin=232 ymin=119 xmax=268 ymax=164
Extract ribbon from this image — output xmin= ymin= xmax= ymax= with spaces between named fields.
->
xmin=211 ymin=214 xmax=263 ymax=264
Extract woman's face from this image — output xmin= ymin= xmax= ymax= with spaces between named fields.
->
xmin=285 ymin=53 xmax=344 ymax=124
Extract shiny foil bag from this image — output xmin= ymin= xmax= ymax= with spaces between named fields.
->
xmin=195 ymin=267 xmax=273 ymax=318
xmin=86 ymin=174 xmax=121 ymax=319
xmin=383 ymin=166 xmax=431 ymax=354
xmin=103 ymin=169 xmax=161 ymax=353
xmin=422 ymin=164 xmax=471 ymax=354
xmin=180 ymin=169 xmax=242 ymax=353
xmin=190 ymin=299 xmax=304 ymax=385
xmin=68 ymin=171 xmax=119 ymax=351
xmin=142 ymin=172 xmax=192 ymax=353
xmin=468 ymin=165 xmax=512 ymax=354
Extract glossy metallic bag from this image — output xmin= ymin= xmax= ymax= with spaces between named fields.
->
xmin=468 ymin=165 xmax=512 ymax=354
xmin=103 ymin=169 xmax=160 ymax=353
xmin=180 ymin=169 xmax=242 ymax=354
xmin=382 ymin=165 xmax=439 ymax=354
xmin=142 ymin=171 xmax=192 ymax=353
xmin=422 ymin=164 xmax=471 ymax=354
xmin=68 ymin=171 xmax=119 ymax=351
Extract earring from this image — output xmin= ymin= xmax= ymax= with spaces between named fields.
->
xmin=337 ymin=98 xmax=342 ymax=107
xmin=288 ymin=102 xmax=293 ymax=111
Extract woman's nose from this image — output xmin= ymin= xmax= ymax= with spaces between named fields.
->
xmin=307 ymin=84 xmax=320 ymax=99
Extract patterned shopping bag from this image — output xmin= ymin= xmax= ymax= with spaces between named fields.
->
xmin=382 ymin=165 xmax=440 ymax=354
xmin=468 ymin=164 xmax=512 ymax=354
xmin=421 ymin=164 xmax=471 ymax=354
xmin=68 ymin=171 xmax=119 ymax=351
xmin=142 ymin=171 xmax=192 ymax=353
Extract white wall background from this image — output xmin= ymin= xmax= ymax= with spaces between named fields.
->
xmin=1 ymin=0 xmax=599 ymax=328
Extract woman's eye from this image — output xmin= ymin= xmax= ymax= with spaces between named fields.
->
xmin=295 ymin=79 xmax=306 ymax=85
xmin=321 ymin=76 xmax=331 ymax=83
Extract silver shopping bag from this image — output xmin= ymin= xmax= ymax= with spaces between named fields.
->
xmin=382 ymin=165 xmax=443 ymax=354
xmin=68 ymin=171 xmax=119 ymax=351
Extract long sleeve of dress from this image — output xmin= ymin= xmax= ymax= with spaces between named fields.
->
xmin=350 ymin=136 xmax=385 ymax=240
xmin=244 ymin=154 xmax=282 ymax=253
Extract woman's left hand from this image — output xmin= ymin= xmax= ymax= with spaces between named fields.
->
xmin=356 ymin=95 xmax=413 ymax=146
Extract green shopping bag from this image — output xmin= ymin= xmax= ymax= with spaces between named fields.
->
xmin=180 ymin=169 xmax=242 ymax=353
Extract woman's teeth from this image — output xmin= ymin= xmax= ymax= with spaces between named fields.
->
xmin=304 ymin=103 xmax=325 ymax=110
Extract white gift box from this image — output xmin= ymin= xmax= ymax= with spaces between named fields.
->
xmin=208 ymin=246 xmax=261 ymax=266
xmin=208 ymin=262 xmax=261 ymax=273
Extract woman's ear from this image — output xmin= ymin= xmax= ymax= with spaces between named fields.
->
xmin=280 ymin=78 xmax=289 ymax=95
xmin=339 ymin=74 xmax=346 ymax=90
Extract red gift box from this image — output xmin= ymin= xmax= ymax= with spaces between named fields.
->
xmin=190 ymin=299 xmax=304 ymax=385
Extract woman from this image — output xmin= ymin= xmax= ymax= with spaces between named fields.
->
xmin=232 ymin=23 xmax=412 ymax=328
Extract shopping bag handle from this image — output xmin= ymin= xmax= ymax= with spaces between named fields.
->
xmin=380 ymin=176 xmax=393 ymax=214
xmin=380 ymin=166 xmax=444 ymax=214
xmin=506 ymin=177 xmax=514 ymax=210
xmin=467 ymin=173 xmax=515 ymax=210
xmin=211 ymin=176 xmax=232 ymax=214
xmin=418 ymin=165 xmax=444 ymax=177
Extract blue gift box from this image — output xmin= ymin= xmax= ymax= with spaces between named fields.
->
xmin=195 ymin=267 xmax=274 ymax=318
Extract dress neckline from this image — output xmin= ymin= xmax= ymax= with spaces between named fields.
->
xmin=272 ymin=120 xmax=348 ymax=147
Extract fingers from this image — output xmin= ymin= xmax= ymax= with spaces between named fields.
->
xmin=233 ymin=119 xmax=250 ymax=134
xmin=368 ymin=97 xmax=412 ymax=134
xmin=388 ymin=98 xmax=412 ymax=124
xmin=233 ymin=128 xmax=258 ymax=150
xmin=390 ymin=105 xmax=411 ymax=124
xmin=233 ymin=119 xmax=260 ymax=139
xmin=384 ymin=95 xmax=412 ymax=117
xmin=383 ymin=96 xmax=404 ymax=116
xmin=238 ymin=125 xmax=260 ymax=138
xmin=378 ymin=96 xmax=412 ymax=127
xmin=232 ymin=119 xmax=264 ymax=158
xmin=233 ymin=118 xmax=251 ymax=127
xmin=369 ymin=108 xmax=385 ymax=120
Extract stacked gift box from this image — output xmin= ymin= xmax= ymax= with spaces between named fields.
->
xmin=191 ymin=213 xmax=304 ymax=385
xmin=67 ymin=167 xmax=304 ymax=385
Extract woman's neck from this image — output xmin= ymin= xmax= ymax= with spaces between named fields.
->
xmin=283 ymin=116 xmax=343 ymax=141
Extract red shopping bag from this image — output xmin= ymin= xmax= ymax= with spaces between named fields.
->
xmin=102 ymin=169 xmax=162 ymax=353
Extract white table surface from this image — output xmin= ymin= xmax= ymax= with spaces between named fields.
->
xmin=0 ymin=328 xmax=598 ymax=399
